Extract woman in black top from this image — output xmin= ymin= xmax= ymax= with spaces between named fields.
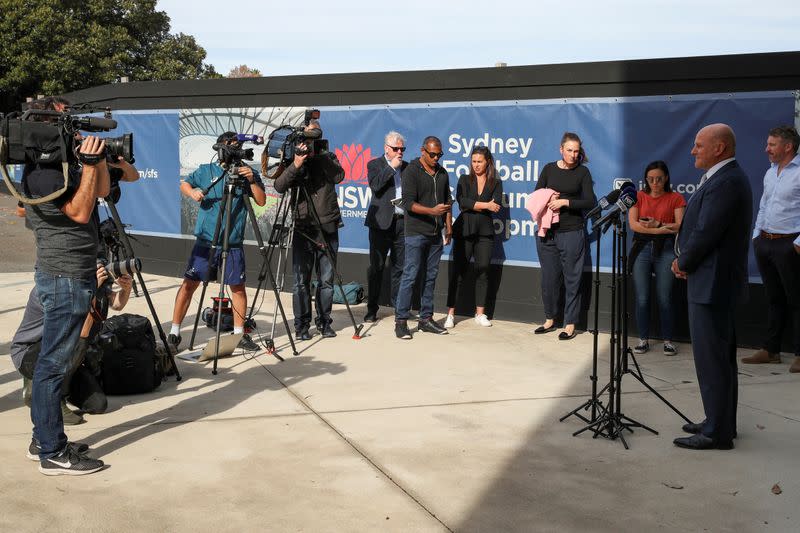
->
xmin=445 ymin=146 xmax=503 ymax=328
xmin=534 ymin=132 xmax=596 ymax=340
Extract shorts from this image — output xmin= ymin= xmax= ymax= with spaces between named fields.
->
xmin=184 ymin=242 xmax=246 ymax=286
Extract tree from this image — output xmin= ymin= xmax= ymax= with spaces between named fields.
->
xmin=228 ymin=65 xmax=262 ymax=78
xmin=0 ymin=0 xmax=221 ymax=112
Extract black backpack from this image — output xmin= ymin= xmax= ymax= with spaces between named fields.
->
xmin=98 ymin=313 xmax=163 ymax=395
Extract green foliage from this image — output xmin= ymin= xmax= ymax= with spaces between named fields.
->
xmin=0 ymin=0 xmax=219 ymax=111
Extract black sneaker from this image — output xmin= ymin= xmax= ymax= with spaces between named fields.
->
xmin=167 ymin=333 xmax=182 ymax=352
xmin=237 ymin=333 xmax=260 ymax=351
xmin=296 ymin=327 xmax=312 ymax=341
xmin=418 ymin=319 xmax=448 ymax=335
xmin=663 ymin=342 xmax=677 ymax=356
xmin=39 ymin=447 xmax=104 ymax=476
xmin=395 ymin=321 xmax=412 ymax=340
xmin=28 ymin=439 xmax=90 ymax=461
xmin=633 ymin=340 xmax=649 ymax=354
xmin=363 ymin=311 xmax=378 ymax=323
xmin=320 ymin=324 xmax=337 ymax=338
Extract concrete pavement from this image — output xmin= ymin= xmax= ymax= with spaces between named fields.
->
xmin=1 ymin=271 xmax=798 ymax=532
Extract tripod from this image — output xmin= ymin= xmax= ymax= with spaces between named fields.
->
xmin=102 ymin=197 xmax=182 ymax=381
xmin=569 ymin=213 xmax=689 ymax=449
xmin=247 ymin=177 xmax=364 ymax=354
xmin=188 ymin=166 xmax=296 ymax=374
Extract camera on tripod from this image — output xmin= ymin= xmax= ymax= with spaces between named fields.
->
xmin=0 ymin=104 xmax=134 ymax=204
xmin=262 ymin=109 xmax=329 ymax=178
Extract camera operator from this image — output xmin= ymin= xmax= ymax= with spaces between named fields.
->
xmin=273 ymin=120 xmax=345 ymax=340
xmin=169 ymin=132 xmax=266 ymax=352
xmin=11 ymin=262 xmax=133 ymax=427
xmin=22 ymin=96 xmax=109 ymax=475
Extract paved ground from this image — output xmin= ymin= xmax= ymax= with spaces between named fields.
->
xmin=0 ymin=191 xmax=37 ymax=272
xmin=1 ymin=269 xmax=798 ymax=532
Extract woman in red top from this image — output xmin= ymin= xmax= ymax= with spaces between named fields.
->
xmin=628 ymin=161 xmax=686 ymax=355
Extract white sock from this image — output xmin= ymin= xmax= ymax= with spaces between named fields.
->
xmin=233 ymin=327 xmax=244 ymax=334
xmin=170 ymin=323 xmax=181 ymax=336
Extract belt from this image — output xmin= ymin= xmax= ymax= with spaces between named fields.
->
xmin=393 ymin=213 xmax=404 ymax=219
xmin=760 ymin=230 xmax=799 ymax=240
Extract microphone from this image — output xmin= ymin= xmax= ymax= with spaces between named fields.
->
xmin=235 ymin=133 xmax=264 ymax=145
xmin=593 ymin=189 xmax=637 ymax=229
xmin=83 ymin=117 xmax=118 ymax=130
xmin=585 ymin=188 xmax=621 ymax=220
xmin=584 ymin=180 xmax=635 ymax=220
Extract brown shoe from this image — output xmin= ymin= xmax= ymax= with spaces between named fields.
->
xmin=741 ymin=349 xmax=781 ymax=364
xmin=790 ymin=357 xmax=800 ymax=374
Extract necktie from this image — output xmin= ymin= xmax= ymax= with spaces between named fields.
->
xmin=698 ymin=173 xmax=708 ymax=188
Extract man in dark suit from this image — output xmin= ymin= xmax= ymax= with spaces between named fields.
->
xmin=672 ymin=123 xmax=753 ymax=450
xmin=363 ymin=131 xmax=408 ymax=322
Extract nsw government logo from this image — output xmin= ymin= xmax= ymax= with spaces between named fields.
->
xmin=334 ymin=144 xmax=371 ymax=185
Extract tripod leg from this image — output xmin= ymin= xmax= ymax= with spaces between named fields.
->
xmin=104 ymin=200 xmax=181 ymax=380
xmin=240 ymin=185 xmax=298 ymax=357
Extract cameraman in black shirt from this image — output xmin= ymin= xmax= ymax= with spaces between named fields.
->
xmin=273 ymin=121 xmax=345 ymax=340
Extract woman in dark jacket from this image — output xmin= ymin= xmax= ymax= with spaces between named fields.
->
xmin=534 ymin=132 xmax=596 ymax=340
xmin=445 ymin=146 xmax=503 ymax=328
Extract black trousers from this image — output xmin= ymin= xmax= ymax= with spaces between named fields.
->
xmin=536 ymin=228 xmax=586 ymax=325
xmin=688 ymin=302 xmax=738 ymax=442
xmin=447 ymin=235 xmax=493 ymax=309
xmin=754 ymin=234 xmax=800 ymax=355
xmin=366 ymin=216 xmax=405 ymax=314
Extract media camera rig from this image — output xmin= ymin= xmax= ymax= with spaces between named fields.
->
xmin=262 ymin=109 xmax=328 ymax=178
xmin=0 ymin=104 xmax=133 ymax=205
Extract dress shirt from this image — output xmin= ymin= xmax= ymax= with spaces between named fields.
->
xmin=752 ymin=153 xmax=800 ymax=246
xmin=386 ymin=155 xmax=403 ymax=215
xmin=702 ymin=157 xmax=736 ymax=185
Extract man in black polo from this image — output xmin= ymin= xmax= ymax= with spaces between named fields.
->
xmin=394 ymin=136 xmax=452 ymax=339
xmin=363 ymin=131 xmax=408 ymax=322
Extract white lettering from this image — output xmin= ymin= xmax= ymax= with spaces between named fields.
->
xmin=447 ymin=133 xmax=536 ymax=158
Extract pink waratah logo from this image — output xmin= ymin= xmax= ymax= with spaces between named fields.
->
xmin=335 ymin=144 xmax=371 ymax=185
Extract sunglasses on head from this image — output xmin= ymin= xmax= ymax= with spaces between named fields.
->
xmin=424 ymin=149 xmax=444 ymax=158
xmin=388 ymin=146 xmax=406 ymax=152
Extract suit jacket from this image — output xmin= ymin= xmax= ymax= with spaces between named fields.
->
xmin=365 ymin=156 xmax=408 ymax=230
xmin=452 ymin=174 xmax=503 ymax=238
xmin=676 ymin=160 xmax=753 ymax=307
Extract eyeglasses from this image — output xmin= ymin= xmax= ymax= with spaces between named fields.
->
xmin=387 ymin=146 xmax=406 ymax=152
xmin=424 ymin=149 xmax=444 ymax=159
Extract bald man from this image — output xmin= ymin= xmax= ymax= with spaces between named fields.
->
xmin=671 ymin=124 xmax=753 ymax=450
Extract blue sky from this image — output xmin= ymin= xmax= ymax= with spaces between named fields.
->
xmin=157 ymin=0 xmax=799 ymax=76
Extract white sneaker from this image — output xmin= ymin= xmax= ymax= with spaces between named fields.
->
xmin=474 ymin=314 xmax=492 ymax=327
xmin=444 ymin=314 xmax=455 ymax=329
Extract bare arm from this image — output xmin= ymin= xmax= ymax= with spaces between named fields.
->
xmin=61 ymin=136 xmax=109 ymax=224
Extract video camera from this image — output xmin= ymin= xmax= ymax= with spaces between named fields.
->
xmin=263 ymin=109 xmax=328 ymax=178
xmin=212 ymin=133 xmax=263 ymax=169
xmin=0 ymin=104 xmax=134 ymax=205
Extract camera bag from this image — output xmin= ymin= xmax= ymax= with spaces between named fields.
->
xmin=99 ymin=313 xmax=163 ymax=395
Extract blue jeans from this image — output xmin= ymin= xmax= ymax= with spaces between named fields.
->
xmin=31 ymin=272 xmax=94 ymax=459
xmin=292 ymin=228 xmax=339 ymax=330
xmin=395 ymin=234 xmax=443 ymax=321
xmin=631 ymin=241 xmax=675 ymax=340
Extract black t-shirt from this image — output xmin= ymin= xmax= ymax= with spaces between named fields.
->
xmin=535 ymin=162 xmax=596 ymax=232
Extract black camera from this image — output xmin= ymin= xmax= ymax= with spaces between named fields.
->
xmin=98 ymin=256 xmax=142 ymax=281
xmin=0 ymin=105 xmax=134 ymax=205
xmin=263 ymin=109 xmax=329 ymax=178
xmin=212 ymin=142 xmax=255 ymax=168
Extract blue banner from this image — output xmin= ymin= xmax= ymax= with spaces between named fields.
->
xmin=104 ymin=112 xmax=180 ymax=235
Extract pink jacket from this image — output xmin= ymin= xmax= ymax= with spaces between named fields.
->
xmin=525 ymin=188 xmax=560 ymax=237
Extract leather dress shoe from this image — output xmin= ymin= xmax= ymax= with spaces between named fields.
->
xmin=418 ymin=319 xmax=448 ymax=335
xmin=741 ymin=349 xmax=780 ymax=364
xmin=673 ymin=434 xmax=734 ymax=450
xmin=534 ymin=325 xmax=557 ymax=334
xmin=682 ymin=422 xmax=704 ymax=434
xmin=363 ymin=311 xmax=378 ymax=323
xmin=558 ymin=330 xmax=578 ymax=340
